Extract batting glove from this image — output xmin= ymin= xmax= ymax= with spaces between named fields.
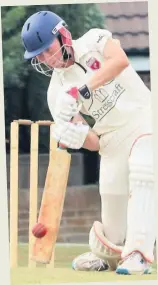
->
xmin=53 ymin=121 xmax=89 ymax=149
xmin=54 ymin=91 xmax=79 ymax=123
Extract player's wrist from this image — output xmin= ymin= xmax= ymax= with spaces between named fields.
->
xmin=78 ymin=84 xmax=92 ymax=100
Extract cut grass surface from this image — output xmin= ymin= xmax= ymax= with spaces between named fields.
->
xmin=11 ymin=243 xmax=157 ymax=284
xmin=11 ymin=267 xmax=157 ymax=285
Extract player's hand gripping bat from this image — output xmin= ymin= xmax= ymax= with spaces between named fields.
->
xmin=31 ymin=88 xmax=79 ymax=264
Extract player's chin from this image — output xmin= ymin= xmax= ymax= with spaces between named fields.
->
xmin=55 ymin=64 xmax=65 ymax=68
xmin=47 ymin=60 xmax=64 ymax=68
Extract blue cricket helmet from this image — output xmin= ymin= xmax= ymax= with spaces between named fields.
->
xmin=21 ymin=11 xmax=69 ymax=59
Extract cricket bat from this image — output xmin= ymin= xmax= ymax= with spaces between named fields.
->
xmin=31 ymin=88 xmax=78 ymax=264
xmin=31 ymin=148 xmax=71 ymax=264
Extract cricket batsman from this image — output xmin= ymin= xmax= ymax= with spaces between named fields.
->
xmin=21 ymin=10 xmax=156 ymax=275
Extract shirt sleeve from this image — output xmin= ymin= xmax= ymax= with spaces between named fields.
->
xmin=81 ymin=28 xmax=112 ymax=56
xmin=47 ymin=74 xmax=64 ymax=121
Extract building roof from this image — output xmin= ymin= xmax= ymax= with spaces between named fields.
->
xmin=98 ymin=2 xmax=149 ymax=55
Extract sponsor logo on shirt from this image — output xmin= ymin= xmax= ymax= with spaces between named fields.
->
xmin=86 ymin=57 xmax=101 ymax=70
xmin=85 ymin=83 xmax=126 ymax=121
xmin=97 ymin=34 xmax=105 ymax=43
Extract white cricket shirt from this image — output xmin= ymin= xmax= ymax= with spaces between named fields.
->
xmin=47 ymin=28 xmax=151 ymax=137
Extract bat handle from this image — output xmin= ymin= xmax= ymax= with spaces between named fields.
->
xmin=58 ymin=87 xmax=79 ymax=150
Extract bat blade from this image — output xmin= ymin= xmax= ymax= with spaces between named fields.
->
xmin=31 ymin=149 xmax=71 ymax=264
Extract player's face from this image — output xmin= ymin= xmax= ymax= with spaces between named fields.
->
xmin=36 ymin=39 xmax=67 ymax=68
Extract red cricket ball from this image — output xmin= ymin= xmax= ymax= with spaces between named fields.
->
xmin=32 ymin=223 xmax=47 ymax=238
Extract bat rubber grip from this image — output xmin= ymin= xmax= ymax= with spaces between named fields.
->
xmin=58 ymin=143 xmax=67 ymax=150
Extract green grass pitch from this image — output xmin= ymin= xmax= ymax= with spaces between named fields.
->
xmin=11 ymin=244 xmax=157 ymax=284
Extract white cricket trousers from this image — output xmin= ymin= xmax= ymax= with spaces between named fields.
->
xmin=99 ymin=111 xmax=155 ymax=261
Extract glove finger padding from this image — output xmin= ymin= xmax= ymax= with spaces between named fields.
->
xmin=54 ymin=91 xmax=79 ymax=122
xmin=53 ymin=121 xmax=89 ymax=149
xmin=89 ymin=221 xmax=123 ymax=269
xmin=57 ymin=106 xmax=79 ymax=121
